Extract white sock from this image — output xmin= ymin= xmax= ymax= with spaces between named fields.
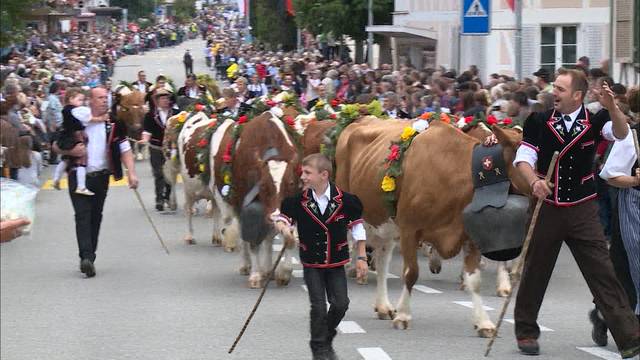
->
xmin=53 ymin=161 xmax=67 ymax=182
xmin=76 ymin=167 xmax=87 ymax=190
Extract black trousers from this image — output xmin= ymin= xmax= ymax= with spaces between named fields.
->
xmin=514 ymin=201 xmax=639 ymax=350
xmin=68 ymin=170 xmax=110 ymax=262
xmin=149 ymin=147 xmax=171 ymax=205
xmin=303 ymin=266 xmax=349 ymax=352
xmin=184 ymin=63 xmax=193 ymax=76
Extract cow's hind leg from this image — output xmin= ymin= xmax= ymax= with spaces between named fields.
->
xmin=496 ymin=261 xmax=512 ymax=297
xmin=210 ymin=200 xmax=223 ymax=246
xmin=393 ymin=230 xmax=419 ymax=330
xmin=463 ymin=242 xmax=496 ymax=337
xmin=374 ymin=238 xmax=396 ymax=320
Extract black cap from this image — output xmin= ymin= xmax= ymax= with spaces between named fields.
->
xmin=533 ymin=68 xmax=550 ymax=81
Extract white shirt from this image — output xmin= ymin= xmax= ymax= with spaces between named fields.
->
xmin=599 ymin=129 xmax=637 ymax=180
xmin=135 ymin=82 xmax=147 ymax=93
xmin=158 ymin=109 xmax=169 ymax=126
xmin=312 ymin=185 xmax=366 ymax=241
xmin=514 ymin=106 xmax=622 ymax=168
xmin=71 ymin=107 xmax=131 ymax=172
xmin=188 ymin=87 xmax=198 ymax=98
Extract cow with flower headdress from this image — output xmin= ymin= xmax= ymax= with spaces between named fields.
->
xmin=175 ymin=92 xmax=305 ymax=288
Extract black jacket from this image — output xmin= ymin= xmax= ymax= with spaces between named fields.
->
xmin=143 ymin=108 xmax=175 ymax=147
xmin=280 ymin=184 xmax=363 ymax=268
xmin=521 ymin=106 xmax=611 ymax=206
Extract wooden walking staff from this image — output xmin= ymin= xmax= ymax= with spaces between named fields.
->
xmin=228 ymin=245 xmax=288 ymax=354
xmin=133 ymin=188 xmax=170 ymax=255
xmin=484 ymin=151 xmax=559 ymax=357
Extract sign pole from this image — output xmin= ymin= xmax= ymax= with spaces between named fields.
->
xmin=515 ymin=0 xmax=522 ymax=79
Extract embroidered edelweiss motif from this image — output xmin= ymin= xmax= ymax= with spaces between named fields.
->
xmin=328 ymin=202 xmax=337 ymax=212
xmin=309 ymin=202 xmax=318 ymax=211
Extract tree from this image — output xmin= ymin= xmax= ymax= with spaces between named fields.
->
xmin=0 ymin=0 xmax=38 ymax=47
xmin=252 ymin=0 xmax=297 ymax=51
xmin=110 ymin=0 xmax=155 ymax=21
xmin=173 ymin=0 xmax=197 ymax=23
xmin=292 ymin=0 xmax=393 ymax=62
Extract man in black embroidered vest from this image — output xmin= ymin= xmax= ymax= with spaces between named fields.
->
xmin=513 ymin=68 xmax=640 ymax=358
xmin=54 ymin=87 xmax=139 ymax=278
xmin=275 ymin=154 xmax=368 ymax=360
xmin=141 ymin=89 xmax=174 ymax=211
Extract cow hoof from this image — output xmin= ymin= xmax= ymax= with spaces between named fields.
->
xmin=239 ymin=265 xmax=250 ymax=276
xmin=211 ymin=236 xmax=222 ymax=246
xmin=429 ymin=261 xmax=442 ymax=274
xmin=392 ymin=314 xmax=411 ymax=330
xmin=276 ymin=277 xmax=290 ymax=287
xmin=136 ymin=153 xmax=144 ymax=161
xmin=248 ymin=273 xmax=263 ymax=289
xmin=224 ymin=244 xmax=235 ymax=253
xmin=184 ymin=236 xmax=196 ymax=245
xmin=356 ymin=275 xmax=368 ymax=285
xmin=475 ymin=325 xmax=496 ymax=338
xmin=169 ymin=202 xmax=177 ymax=211
xmin=374 ymin=304 xmax=396 ymax=320
xmin=496 ymin=287 xmax=511 ymax=297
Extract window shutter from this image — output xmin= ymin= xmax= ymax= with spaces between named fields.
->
xmin=614 ymin=0 xmax=635 ymax=63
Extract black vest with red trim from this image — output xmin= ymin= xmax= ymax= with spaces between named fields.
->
xmin=521 ymin=107 xmax=611 ymax=206
xmin=280 ymin=184 xmax=363 ymax=268
xmin=143 ymin=108 xmax=175 ymax=147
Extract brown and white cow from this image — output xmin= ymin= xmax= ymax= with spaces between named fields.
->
xmin=333 ymin=118 xmax=529 ymax=336
xmin=208 ymin=107 xmax=301 ymax=288
xmin=163 ymin=111 xmax=227 ymax=246
xmin=114 ymin=86 xmax=147 ymax=161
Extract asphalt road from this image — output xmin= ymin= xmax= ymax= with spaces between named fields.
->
xmin=0 ymin=39 xmax=632 ymax=360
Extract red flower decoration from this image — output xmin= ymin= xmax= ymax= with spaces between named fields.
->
xmin=329 ymin=113 xmax=337 ymax=119
xmin=386 ymin=144 xmax=401 ymax=161
xmin=464 ymin=116 xmax=474 ymax=124
xmin=266 ymin=99 xmax=276 ymax=107
xmin=194 ymin=103 xmax=205 ymax=112
xmin=502 ymin=118 xmax=513 ymax=125
xmin=197 ymin=138 xmax=208 ymax=148
xmin=237 ymin=115 xmax=248 ymax=124
xmin=330 ymin=98 xmax=341 ymax=107
xmin=285 ymin=116 xmax=295 ymax=127
xmin=222 ymin=142 xmax=233 ymax=163
xmin=208 ymin=121 xmax=217 ymax=128
xmin=210 ymin=113 xmax=217 ymax=119
xmin=487 ymin=115 xmax=498 ymax=126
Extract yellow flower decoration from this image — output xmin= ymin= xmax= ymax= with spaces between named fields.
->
xmin=315 ymin=99 xmax=325 ymax=108
xmin=199 ymin=163 xmax=205 ymax=173
xmin=400 ymin=127 xmax=417 ymax=142
xmin=177 ymin=113 xmax=187 ymax=123
xmin=381 ymin=175 xmax=396 ymax=192
xmin=223 ymin=173 xmax=232 ymax=185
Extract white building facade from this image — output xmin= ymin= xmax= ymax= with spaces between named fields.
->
xmin=367 ymin=0 xmax=638 ymax=85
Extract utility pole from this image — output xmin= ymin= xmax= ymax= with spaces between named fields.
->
xmin=515 ymin=0 xmax=522 ymax=80
xmin=608 ymin=0 xmax=614 ymax=77
xmin=367 ymin=0 xmax=374 ymax=66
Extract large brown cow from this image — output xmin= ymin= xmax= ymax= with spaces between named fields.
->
xmin=333 ymin=118 xmax=529 ymax=336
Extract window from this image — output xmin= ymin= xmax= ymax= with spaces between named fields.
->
xmin=540 ymin=25 xmax=577 ymax=73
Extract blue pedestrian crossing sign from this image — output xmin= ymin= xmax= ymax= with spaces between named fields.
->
xmin=461 ymin=0 xmax=491 ymax=35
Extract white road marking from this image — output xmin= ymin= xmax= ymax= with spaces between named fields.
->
xmin=576 ymin=347 xmax=621 ymax=360
xmin=292 ymin=257 xmax=299 ymax=265
xmin=292 ymin=270 xmax=303 ymax=278
xmin=338 ymin=321 xmax=366 ymax=334
xmin=357 ymin=347 xmax=392 ymax=360
xmin=272 ymin=244 xmax=283 ymax=252
xmin=503 ymin=319 xmax=553 ymax=332
xmin=413 ymin=285 xmax=442 ymax=294
xmin=453 ymin=301 xmax=494 ymax=311
xmin=301 ymin=285 xmax=308 ymax=292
